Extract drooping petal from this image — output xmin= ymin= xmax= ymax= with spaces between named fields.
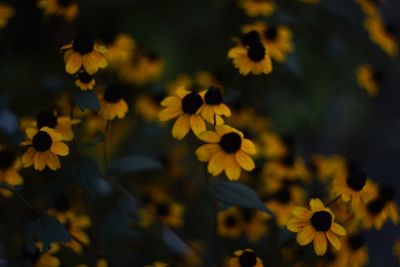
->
xmin=208 ymin=151 xmax=226 ymax=176
xmin=234 ymin=150 xmax=255 ymax=171
xmin=189 ymin=115 xmax=206 ymax=136
xmin=241 ymin=139 xmax=257 ymax=155
xmin=82 ymin=53 xmax=98 ymax=74
xmin=287 ymin=217 xmax=309 ymax=232
xmin=161 ymin=96 xmax=181 ymax=107
xmin=66 ymin=53 xmax=83 ymax=74
xmin=195 ymin=144 xmax=220 ymax=162
xmin=292 ymin=207 xmax=313 ymax=219
xmin=296 ymin=225 xmax=315 ymax=246
xmin=198 ymin=131 xmax=221 ymax=143
xmin=171 ymin=114 xmax=190 ymax=140
xmin=50 ymin=142 xmax=69 ymax=156
xmin=46 ymin=152 xmax=60 ymax=170
xmin=224 ymin=155 xmax=241 ymax=180
xmin=158 ymin=107 xmax=182 ymax=122
xmin=310 ymin=198 xmax=325 ymax=212
xmin=330 ymin=222 xmax=346 ymax=236
xmin=326 ymin=230 xmax=341 ymax=250
xmin=26 ymin=128 xmax=37 ymax=139
xmin=21 ymin=147 xmax=35 ymax=167
xmin=313 ymin=232 xmax=328 ymax=256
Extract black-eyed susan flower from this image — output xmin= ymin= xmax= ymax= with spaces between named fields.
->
xmin=196 ymin=125 xmax=256 ymax=180
xmin=75 ymin=71 xmax=96 ymax=91
xmin=0 ymin=147 xmax=23 ymax=187
xmin=76 ymin=258 xmax=108 ymax=267
xmin=242 ymin=21 xmax=294 ymax=62
xmin=138 ymin=200 xmax=185 ymax=228
xmin=238 ymin=0 xmax=276 ymax=17
xmin=37 ymin=0 xmax=78 ymax=21
xmin=228 ymin=249 xmax=264 ymax=267
xmin=337 ymin=234 xmax=369 ymax=267
xmin=99 ymin=84 xmax=129 ymax=120
xmin=158 ymin=87 xmax=206 ymax=140
xmin=311 ymin=154 xmax=347 ymax=181
xmin=35 ymin=110 xmax=79 ymax=141
xmin=199 ymin=86 xmax=231 ymax=125
xmin=21 ymin=127 xmax=69 ymax=171
xmin=331 ymin=163 xmax=377 ymax=208
xmin=29 ymin=242 xmax=60 ymax=267
xmin=62 ymin=35 xmax=108 ymax=75
xmin=356 ymin=0 xmax=384 ymax=16
xmin=56 ymin=212 xmax=91 ymax=254
xmin=0 ymin=3 xmax=14 ymax=28
xmin=104 ymin=33 xmax=136 ymax=68
xmin=134 ymin=93 xmax=164 ymax=122
xmin=257 ymin=131 xmax=287 ymax=159
xmin=218 ymin=207 xmax=245 ymax=238
xmin=287 ymin=198 xmax=346 ymax=256
xmin=228 ymin=31 xmax=272 ymax=75
xmin=241 ymin=208 xmax=270 ymax=242
xmin=47 ymin=195 xmax=74 ymax=223
xmin=356 ymin=64 xmax=383 ymax=96
xmin=364 ymin=16 xmax=397 ymax=57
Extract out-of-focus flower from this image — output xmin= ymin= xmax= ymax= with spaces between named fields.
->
xmin=311 ymin=154 xmax=347 ymax=181
xmin=228 ymin=249 xmax=264 ymax=267
xmin=99 ymin=84 xmax=129 ymax=120
xmin=75 ymin=71 xmax=96 ymax=91
xmin=166 ymin=72 xmax=220 ymax=95
xmin=334 ymin=233 xmax=368 ymax=267
xmin=356 ymin=64 xmax=383 ymax=96
xmin=62 ymin=35 xmax=108 ymax=74
xmin=242 ymin=21 xmax=294 ymax=62
xmin=158 ymin=87 xmax=205 ymax=140
xmin=134 ymin=93 xmax=164 ymax=122
xmin=262 ymin=154 xmax=310 ymax=182
xmin=199 ymin=86 xmax=231 ymax=125
xmin=0 ymin=3 xmax=14 ymax=28
xmin=30 ymin=242 xmax=60 ymax=267
xmin=228 ymin=31 xmax=272 ymax=75
xmin=138 ymin=199 xmax=185 ymax=228
xmin=0 ymin=147 xmax=23 ymax=187
xmin=76 ymin=258 xmax=108 ymax=267
xmin=238 ymin=0 xmax=276 ymax=17
xmin=364 ymin=16 xmax=397 ymax=57
xmin=33 ymin=110 xmax=79 ymax=141
xmin=257 ymin=131 xmax=287 ymax=159
xmin=196 ymin=125 xmax=256 ymax=180
xmin=241 ymin=208 xmax=270 ymax=242
xmin=287 ymin=198 xmax=346 ymax=256
xmin=38 ymin=0 xmax=78 ymax=21
xmin=21 ymin=127 xmax=69 ymax=171
xmin=218 ymin=207 xmax=245 ymax=238
xmin=103 ymin=33 xmax=136 ymax=68
xmin=356 ymin=0 xmax=384 ymax=16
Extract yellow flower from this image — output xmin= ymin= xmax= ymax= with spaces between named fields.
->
xmin=158 ymin=87 xmax=206 ymax=140
xmin=356 ymin=0 xmax=384 ymax=16
xmin=257 ymin=131 xmax=287 ymax=159
xmin=238 ymin=0 xmax=276 ymax=17
xmin=37 ymin=0 xmax=78 ymax=21
xmin=242 ymin=21 xmax=294 ymax=62
xmin=104 ymin=33 xmax=136 ymax=68
xmin=262 ymin=154 xmax=310 ymax=182
xmin=356 ymin=64 xmax=383 ymax=96
xmin=62 ymin=35 xmax=108 ymax=74
xmin=242 ymin=209 xmax=270 ymax=242
xmin=0 ymin=147 xmax=23 ymax=187
xmin=35 ymin=110 xmax=79 ymax=141
xmin=311 ymin=154 xmax=347 ymax=181
xmin=0 ymin=3 xmax=14 ymax=28
xmin=228 ymin=249 xmax=264 ymax=267
xmin=21 ymin=127 xmax=69 ymax=171
xmin=134 ymin=94 xmax=163 ymax=122
xmin=287 ymin=198 xmax=346 ymax=256
xmin=196 ymin=125 xmax=256 ymax=180
xmin=99 ymin=84 xmax=129 ymax=120
xmin=199 ymin=86 xmax=231 ymax=125
xmin=75 ymin=71 xmax=96 ymax=91
xmin=228 ymin=31 xmax=272 ymax=75
xmin=364 ymin=15 xmax=397 ymax=57
xmin=31 ymin=242 xmax=60 ymax=267
xmin=62 ymin=213 xmax=91 ymax=254
xmin=334 ymin=233 xmax=369 ymax=267
xmin=331 ymin=163 xmax=377 ymax=208
xmin=218 ymin=207 xmax=245 ymax=238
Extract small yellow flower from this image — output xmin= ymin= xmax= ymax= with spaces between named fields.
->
xmin=334 ymin=233 xmax=369 ymax=267
xmin=99 ymin=84 xmax=129 ymax=120
xmin=134 ymin=94 xmax=163 ymax=122
xmin=218 ymin=207 xmax=245 ymax=238
xmin=37 ymin=0 xmax=78 ymax=21
xmin=62 ymin=35 xmax=108 ymax=74
xmin=199 ymin=86 xmax=231 ymax=125
xmin=31 ymin=242 xmax=60 ymax=267
xmin=228 ymin=31 xmax=272 ymax=75
xmin=287 ymin=198 xmax=346 ymax=256
xmin=0 ymin=147 xmax=23 ymax=187
xmin=158 ymin=87 xmax=206 ymax=140
xmin=356 ymin=0 xmax=384 ymax=16
xmin=228 ymin=249 xmax=264 ymax=267
xmin=364 ymin=15 xmax=397 ymax=57
xmin=196 ymin=125 xmax=256 ymax=180
xmin=238 ymin=0 xmax=276 ymax=17
xmin=356 ymin=64 xmax=383 ymax=96
xmin=104 ymin=33 xmax=136 ymax=68
xmin=138 ymin=200 xmax=185 ymax=228
xmin=35 ymin=110 xmax=79 ymax=141
xmin=242 ymin=209 xmax=270 ymax=242
xmin=75 ymin=71 xmax=96 ymax=91
xmin=21 ymin=127 xmax=69 ymax=171
xmin=57 ymin=212 xmax=91 ymax=254
xmin=0 ymin=3 xmax=14 ymax=28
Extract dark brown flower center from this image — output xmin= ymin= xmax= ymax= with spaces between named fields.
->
xmin=238 ymin=251 xmax=257 ymax=267
xmin=241 ymin=208 xmax=254 ymax=223
xmin=241 ymin=31 xmax=261 ymax=47
xmin=53 ymin=195 xmax=70 ymax=212
xmin=32 ymin=131 xmax=52 ymax=152
xmin=220 ymin=132 xmax=242 ymax=153
xmin=156 ymin=203 xmax=170 ymax=217
xmin=347 ymin=234 xmax=364 ymax=251
xmin=264 ymin=26 xmax=278 ymax=41
xmin=37 ymin=111 xmax=57 ymax=129
xmin=224 ymin=215 xmax=237 ymax=228
xmin=273 ymin=187 xmax=291 ymax=204
xmin=367 ymin=199 xmax=385 ymax=215
xmin=247 ymin=43 xmax=266 ymax=62
xmin=346 ymin=164 xmax=367 ymax=191
xmin=78 ymin=71 xmax=94 ymax=83
xmin=181 ymin=92 xmax=203 ymax=114
xmin=104 ymin=84 xmax=123 ymax=103
xmin=311 ymin=211 xmax=332 ymax=232
xmin=282 ymin=153 xmax=295 ymax=167
xmin=204 ymin=86 xmax=223 ymax=105
xmin=58 ymin=0 xmax=74 ymax=7
xmin=372 ymin=70 xmax=384 ymax=84
xmin=0 ymin=149 xmax=16 ymax=170
xmin=72 ymin=35 xmax=94 ymax=54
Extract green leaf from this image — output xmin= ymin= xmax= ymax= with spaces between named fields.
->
xmin=211 ymin=179 xmax=272 ymax=215
xmin=24 ymin=214 xmax=70 ymax=254
xmin=110 ymin=155 xmax=163 ymax=174
xmin=162 ymin=227 xmax=190 ymax=255
xmin=71 ymin=87 xmax=99 ymax=111
xmin=72 ymin=157 xmax=101 ymax=192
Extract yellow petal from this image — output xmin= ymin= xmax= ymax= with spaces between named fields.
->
xmin=241 ymin=139 xmax=257 ymax=155
xmin=46 ymin=152 xmax=60 ymax=170
xmin=234 ymin=150 xmax=255 ymax=171
xmin=296 ymin=225 xmax=315 ymax=246
xmin=326 ymin=230 xmax=341 ymax=250
xmin=224 ymin=154 xmax=241 ymax=180
xmin=160 ymin=96 xmax=180 ymax=107
xmin=82 ymin=53 xmax=98 ymax=74
xmin=310 ymin=198 xmax=325 ymax=212
xmin=34 ymin=152 xmax=46 ymax=171
xmin=50 ymin=142 xmax=69 ymax=156
xmin=313 ymin=232 xmax=327 ymax=256
xmin=4 ymin=170 xmax=23 ymax=186
xmin=287 ymin=217 xmax=309 ymax=232
xmin=66 ymin=53 xmax=82 ymax=74
xmin=158 ymin=107 xmax=182 ymax=122
xmin=26 ymin=128 xmax=37 ymax=139
xmin=195 ymin=144 xmax=220 ymax=162
xmin=171 ymin=114 xmax=190 ymax=140
xmin=198 ymin=131 xmax=221 ymax=143
xmin=330 ymin=222 xmax=346 ymax=236
xmin=208 ymin=151 xmax=226 ymax=176
xmin=292 ymin=207 xmax=312 ymax=219
xmin=21 ymin=147 xmax=35 ymax=167
xmin=189 ymin=115 xmax=206 ymax=136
